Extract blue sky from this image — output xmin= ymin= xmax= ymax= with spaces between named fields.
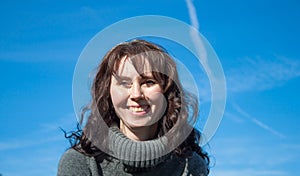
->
xmin=0 ymin=0 xmax=299 ymax=175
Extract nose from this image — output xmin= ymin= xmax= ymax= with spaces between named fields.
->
xmin=130 ymin=83 xmax=143 ymax=100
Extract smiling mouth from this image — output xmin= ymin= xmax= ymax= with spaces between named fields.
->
xmin=129 ymin=105 xmax=149 ymax=113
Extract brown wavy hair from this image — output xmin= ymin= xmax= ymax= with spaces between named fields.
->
xmin=66 ymin=39 xmax=209 ymax=172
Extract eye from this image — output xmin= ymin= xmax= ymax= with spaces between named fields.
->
xmin=142 ymin=79 xmax=157 ymax=87
xmin=118 ymin=80 xmax=132 ymax=88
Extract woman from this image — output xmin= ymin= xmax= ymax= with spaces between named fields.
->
xmin=58 ymin=39 xmax=210 ymax=175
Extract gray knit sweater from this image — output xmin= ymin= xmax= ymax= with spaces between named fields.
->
xmin=58 ymin=128 xmax=208 ymax=176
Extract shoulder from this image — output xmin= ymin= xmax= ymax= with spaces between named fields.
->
xmin=57 ymin=148 xmax=96 ymax=176
xmin=183 ymin=152 xmax=208 ymax=176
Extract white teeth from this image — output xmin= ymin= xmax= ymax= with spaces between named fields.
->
xmin=130 ymin=106 xmax=147 ymax=112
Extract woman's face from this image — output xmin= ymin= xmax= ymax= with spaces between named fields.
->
xmin=110 ymin=57 xmax=166 ymax=130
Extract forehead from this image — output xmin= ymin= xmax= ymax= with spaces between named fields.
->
xmin=116 ymin=56 xmax=153 ymax=76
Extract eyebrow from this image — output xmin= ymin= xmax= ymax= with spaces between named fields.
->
xmin=113 ymin=74 xmax=129 ymax=79
xmin=140 ymin=74 xmax=155 ymax=80
xmin=113 ymin=74 xmax=155 ymax=81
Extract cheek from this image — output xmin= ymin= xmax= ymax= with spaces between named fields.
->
xmin=149 ymin=92 xmax=164 ymax=102
xmin=110 ymin=87 xmax=128 ymax=106
xmin=146 ymin=90 xmax=167 ymax=118
xmin=145 ymin=87 xmax=165 ymax=103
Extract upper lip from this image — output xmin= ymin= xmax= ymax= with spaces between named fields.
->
xmin=128 ymin=105 xmax=149 ymax=107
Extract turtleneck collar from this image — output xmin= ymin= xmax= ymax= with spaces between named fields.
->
xmin=108 ymin=126 xmax=171 ymax=172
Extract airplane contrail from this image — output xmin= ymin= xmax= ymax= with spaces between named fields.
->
xmin=233 ymin=103 xmax=286 ymax=139
xmin=185 ymin=0 xmax=211 ymax=76
xmin=185 ymin=0 xmax=284 ymax=140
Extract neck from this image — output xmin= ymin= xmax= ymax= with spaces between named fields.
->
xmin=120 ymin=121 xmax=158 ymax=141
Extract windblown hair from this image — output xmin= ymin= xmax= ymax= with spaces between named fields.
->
xmin=66 ymin=39 xmax=209 ymax=172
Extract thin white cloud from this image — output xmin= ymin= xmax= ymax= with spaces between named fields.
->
xmin=0 ymin=6 xmax=104 ymax=62
xmin=227 ymin=55 xmax=300 ymax=92
xmin=209 ymin=135 xmax=297 ymax=176
xmin=0 ymin=113 xmax=76 ymax=176
xmin=224 ymin=111 xmax=244 ymax=123
xmin=185 ymin=0 xmax=209 ymax=75
xmin=0 ymin=135 xmax=61 ymax=151
xmin=232 ymin=102 xmax=286 ymax=139
xmin=185 ymin=0 xmax=226 ymax=146
xmin=283 ymin=143 xmax=300 ymax=150
xmin=186 ymin=0 xmax=199 ymax=29
xmin=185 ymin=0 xmax=227 ymax=96
xmin=0 ymin=141 xmax=64 ymax=176
xmin=211 ymin=169 xmax=287 ymax=176
xmin=186 ymin=1 xmax=300 ymax=94
xmin=39 ymin=112 xmax=77 ymax=132
xmin=0 ymin=113 xmax=75 ymax=151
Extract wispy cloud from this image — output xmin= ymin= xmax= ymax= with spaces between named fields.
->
xmin=0 ymin=6 xmax=104 ymax=62
xmin=0 ymin=136 xmax=61 ymax=151
xmin=185 ymin=0 xmax=226 ymax=146
xmin=209 ymin=135 xmax=298 ymax=176
xmin=185 ymin=0 xmax=227 ymax=97
xmin=211 ymin=169 xmax=288 ymax=176
xmin=227 ymin=55 xmax=300 ymax=92
xmin=185 ymin=0 xmax=209 ymax=75
xmin=0 ymin=113 xmax=75 ymax=151
xmin=232 ymin=102 xmax=286 ymax=139
xmin=0 ymin=113 xmax=76 ymax=176
xmin=0 ymin=139 xmax=65 ymax=176
xmin=186 ymin=1 xmax=300 ymax=95
xmin=186 ymin=0 xmax=199 ymax=30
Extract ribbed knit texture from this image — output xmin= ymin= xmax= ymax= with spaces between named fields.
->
xmin=109 ymin=127 xmax=170 ymax=172
xmin=58 ymin=127 xmax=208 ymax=175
